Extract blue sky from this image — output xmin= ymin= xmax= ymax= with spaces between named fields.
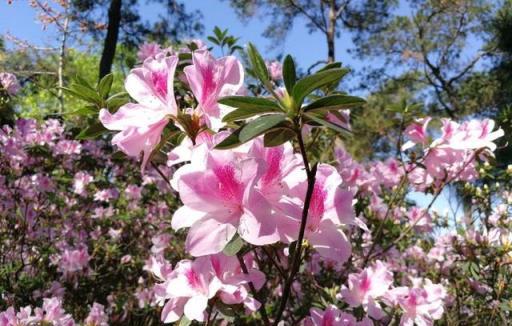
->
xmin=0 ymin=0 xmax=464 ymax=221
xmin=0 ymin=0 xmax=360 ymax=70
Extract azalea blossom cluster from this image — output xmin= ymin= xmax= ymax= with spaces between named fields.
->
xmin=92 ymin=39 xmax=508 ymax=325
xmin=147 ymin=253 xmax=264 ymax=323
xmin=169 ymin=135 xmax=353 ymax=261
xmin=0 ymin=118 xmax=179 ymax=324
xmin=403 ymin=117 xmax=503 ymax=191
xmin=1 ymin=36 xmax=510 ymax=325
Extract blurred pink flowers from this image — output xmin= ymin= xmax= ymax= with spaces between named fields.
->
xmin=0 ymin=72 xmax=20 ymax=96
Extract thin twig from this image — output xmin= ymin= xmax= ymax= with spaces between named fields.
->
xmin=236 ymin=253 xmax=271 ymax=326
xmin=150 ymin=162 xmax=171 ymax=186
xmin=273 ymin=129 xmax=318 ymax=325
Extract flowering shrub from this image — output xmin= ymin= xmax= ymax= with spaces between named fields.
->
xmin=1 ymin=39 xmax=511 ymax=326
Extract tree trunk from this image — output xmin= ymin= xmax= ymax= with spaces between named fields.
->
xmin=99 ymin=0 xmax=122 ymax=79
xmin=327 ymin=0 xmax=336 ymax=63
xmin=57 ymin=15 xmax=70 ymax=114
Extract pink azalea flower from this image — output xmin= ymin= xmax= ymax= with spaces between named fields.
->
xmin=84 ymin=303 xmax=108 ymax=326
xmin=124 ymin=184 xmax=143 ymax=201
xmin=137 ymin=42 xmax=162 ymax=62
xmin=304 ymin=305 xmax=373 ymax=326
xmin=239 ymin=138 xmax=302 ymax=245
xmin=99 ymin=55 xmax=179 ymax=170
xmin=143 ymin=255 xmax=173 ymax=281
xmin=72 ymin=171 xmax=93 ymax=196
xmin=334 ymin=144 xmax=370 ymax=192
xmin=184 ymin=50 xmax=244 ymax=130
xmin=388 ymin=279 xmax=446 ymax=326
xmin=370 ymin=158 xmax=403 ymax=189
xmin=407 ymin=207 xmax=432 ymax=232
xmin=171 ymin=140 xmax=273 ymax=256
xmin=0 ymin=72 xmax=20 ymax=96
xmin=59 ymin=247 xmax=90 ymax=275
xmin=339 ymin=260 xmax=393 ymax=320
xmin=0 ymin=307 xmax=18 ymax=326
xmin=93 ymin=188 xmax=119 ymax=202
xmin=402 ymin=117 xmax=431 ymax=150
xmin=436 ymin=118 xmax=504 ymax=151
xmin=151 ymin=233 xmax=172 ymax=255
xmin=423 ymin=147 xmax=478 ymax=183
xmin=166 ymin=131 xmax=213 ymax=168
xmin=155 ymin=253 xmax=263 ymax=323
xmin=279 ymin=164 xmax=354 ymax=261
xmin=209 ymin=254 xmax=265 ymax=311
xmin=33 ymin=297 xmax=75 ymax=326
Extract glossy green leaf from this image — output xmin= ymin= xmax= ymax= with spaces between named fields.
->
xmin=61 ymin=87 xmax=97 ymax=104
xmin=66 ymin=106 xmax=98 ymax=116
xmin=283 ymin=55 xmax=296 ymax=94
xmin=70 ymin=84 xmax=102 ymax=103
xmin=304 ymin=112 xmax=351 ymax=135
xmin=303 ymin=95 xmax=365 ymax=112
xmin=214 ymin=127 xmax=243 ymax=150
xmin=106 ymin=96 xmax=129 ymax=111
xmin=247 ymin=42 xmax=269 ymax=83
xmin=74 ymin=75 xmax=94 ymax=89
xmin=97 ymin=73 xmax=114 ymax=99
xmin=239 ymin=114 xmax=287 ymax=143
xmin=219 ymin=96 xmax=280 ymax=110
xmin=77 ymin=122 xmax=107 ymax=140
xmin=263 ymin=128 xmax=296 ymax=147
xmin=292 ymin=68 xmax=349 ymax=106
xmin=223 ymin=107 xmax=281 ymax=122
xmin=220 ymin=96 xmax=281 ymax=122
xmin=317 ymin=62 xmax=342 ymax=72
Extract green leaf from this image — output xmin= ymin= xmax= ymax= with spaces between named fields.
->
xmin=219 ymin=96 xmax=281 ymax=122
xmin=77 ymin=122 xmax=107 ymax=140
xmin=223 ymin=234 xmax=244 ymax=256
xmin=74 ymin=75 xmax=94 ymax=89
xmin=66 ymin=105 xmax=98 ymax=116
xmin=247 ymin=42 xmax=269 ymax=83
xmin=213 ymin=26 xmax=223 ymax=40
xmin=219 ymin=96 xmax=280 ymax=110
xmin=178 ymin=52 xmax=192 ymax=61
xmin=303 ymin=95 xmax=365 ymax=112
xmin=223 ymin=107 xmax=281 ymax=122
xmin=292 ymin=68 xmax=349 ymax=106
xmin=97 ymin=73 xmax=114 ymax=99
xmin=283 ymin=55 xmax=296 ymax=94
xmin=239 ymin=114 xmax=287 ymax=143
xmin=207 ymin=36 xmax=220 ymax=45
xmin=61 ymin=87 xmax=96 ymax=104
xmin=105 ymin=92 xmax=129 ymax=111
xmin=69 ymin=84 xmax=102 ymax=104
xmin=317 ymin=62 xmax=342 ymax=72
xmin=304 ymin=112 xmax=351 ymax=135
xmin=178 ymin=316 xmax=191 ymax=326
xmin=215 ymin=127 xmax=243 ymax=150
xmin=263 ymin=128 xmax=295 ymax=147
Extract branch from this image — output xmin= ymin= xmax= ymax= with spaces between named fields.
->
xmin=273 ymin=128 xmax=318 ymax=325
xmin=236 ymin=253 xmax=270 ymax=326
xmin=287 ymin=0 xmax=327 ymax=33
xmin=447 ymin=52 xmax=485 ymax=86
xmin=335 ymin=0 xmax=350 ymax=19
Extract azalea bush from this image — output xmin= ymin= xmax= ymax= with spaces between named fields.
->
xmin=1 ymin=37 xmax=511 ymax=326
